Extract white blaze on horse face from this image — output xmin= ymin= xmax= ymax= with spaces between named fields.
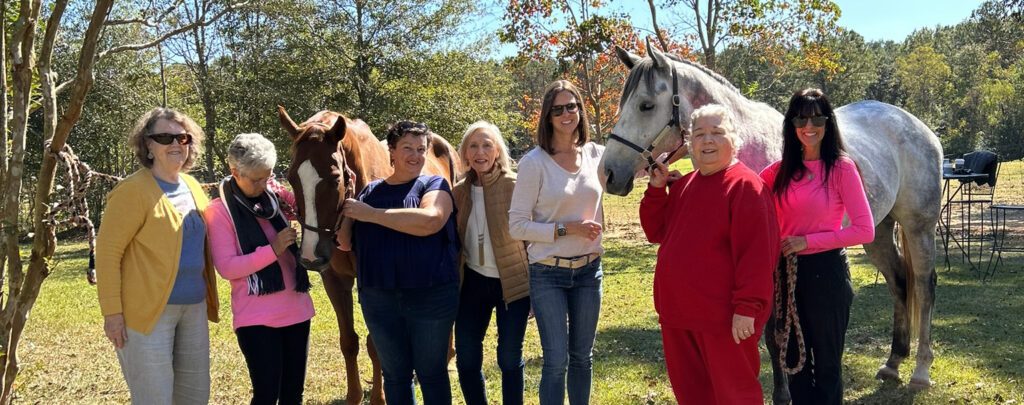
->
xmin=297 ymin=160 xmax=321 ymax=262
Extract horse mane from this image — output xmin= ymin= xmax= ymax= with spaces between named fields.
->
xmin=619 ymin=53 xmax=741 ymax=108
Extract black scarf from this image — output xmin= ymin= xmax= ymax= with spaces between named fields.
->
xmin=218 ymin=177 xmax=311 ymax=295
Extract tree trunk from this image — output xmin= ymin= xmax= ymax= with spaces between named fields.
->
xmin=0 ymin=0 xmax=10 ymax=292
xmin=0 ymin=1 xmax=112 ymax=402
xmin=648 ymin=0 xmax=670 ymax=51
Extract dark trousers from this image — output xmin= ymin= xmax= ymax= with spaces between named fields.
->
xmin=787 ymin=249 xmax=854 ymax=405
xmin=235 ymin=320 xmax=311 ymax=405
xmin=455 ymin=268 xmax=531 ymax=405
xmin=359 ymin=281 xmax=459 ymax=405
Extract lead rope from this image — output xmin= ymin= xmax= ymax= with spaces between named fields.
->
xmin=775 ymin=253 xmax=807 ymax=374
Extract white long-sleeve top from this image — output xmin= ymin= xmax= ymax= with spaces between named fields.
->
xmin=508 ymin=142 xmax=605 ymax=263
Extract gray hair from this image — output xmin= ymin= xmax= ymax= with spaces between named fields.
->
xmin=226 ymin=133 xmax=277 ymax=174
xmin=685 ymin=104 xmax=743 ymax=157
xmin=457 ymin=120 xmax=512 ymax=175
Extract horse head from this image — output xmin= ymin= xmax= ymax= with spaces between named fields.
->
xmin=278 ymin=105 xmax=353 ymax=272
xmin=603 ymin=39 xmax=719 ymax=196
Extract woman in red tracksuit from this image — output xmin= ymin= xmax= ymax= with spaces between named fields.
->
xmin=640 ymin=104 xmax=778 ymax=405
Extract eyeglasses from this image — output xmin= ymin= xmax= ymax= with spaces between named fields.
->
xmin=791 ymin=116 xmax=828 ymax=128
xmin=550 ymin=102 xmax=581 ymax=117
xmin=148 ymin=133 xmax=193 ymax=145
xmin=243 ymin=172 xmax=275 ymax=184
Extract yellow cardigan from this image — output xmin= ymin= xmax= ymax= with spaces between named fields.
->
xmin=95 ymin=168 xmax=219 ymax=334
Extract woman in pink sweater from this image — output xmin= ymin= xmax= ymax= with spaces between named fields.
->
xmin=759 ymin=89 xmax=874 ymax=405
xmin=204 ymin=133 xmax=314 ymax=405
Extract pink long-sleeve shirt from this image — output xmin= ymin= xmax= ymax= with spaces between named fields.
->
xmin=204 ymin=185 xmax=314 ymax=330
xmin=759 ymin=157 xmax=875 ymax=255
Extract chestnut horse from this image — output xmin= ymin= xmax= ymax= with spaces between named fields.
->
xmin=277 ymin=106 xmax=460 ymax=405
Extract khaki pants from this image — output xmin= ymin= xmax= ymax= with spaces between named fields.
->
xmin=116 ymin=301 xmax=210 ymax=405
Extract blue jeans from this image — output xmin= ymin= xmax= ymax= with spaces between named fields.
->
xmin=455 ymin=267 xmax=531 ymax=405
xmin=359 ymin=281 xmax=459 ymax=405
xmin=529 ymin=258 xmax=603 ymax=405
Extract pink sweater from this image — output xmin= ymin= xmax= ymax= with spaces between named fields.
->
xmin=759 ymin=157 xmax=875 ymax=255
xmin=204 ymin=185 xmax=314 ymax=330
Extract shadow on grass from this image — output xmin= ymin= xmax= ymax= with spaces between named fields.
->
xmin=847 ymin=380 xmax=919 ymax=405
xmin=846 ymin=249 xmax=1024 ymax=388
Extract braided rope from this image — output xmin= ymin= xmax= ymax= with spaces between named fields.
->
xmin=774 ymin=253 xmax=807 ymax=374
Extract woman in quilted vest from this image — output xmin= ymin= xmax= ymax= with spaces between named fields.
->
xmin=452 ymin=121 xmax=531 ymax=405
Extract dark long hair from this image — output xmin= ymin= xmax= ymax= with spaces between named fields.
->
xmin=536 ymin=80 xmax=590 ymax=154
xmin=772 ymin=88 xmax=846 ymax=198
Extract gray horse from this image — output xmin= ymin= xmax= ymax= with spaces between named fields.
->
xmin=601 ymin=42 xmax=942 ymax=403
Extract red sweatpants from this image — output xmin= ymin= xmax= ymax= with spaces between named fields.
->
xmin=661 ymin=326 xmax=763 ymax=405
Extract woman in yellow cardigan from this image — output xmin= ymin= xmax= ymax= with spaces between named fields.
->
xmin=95 ymin=108 xmax=219 ymax=404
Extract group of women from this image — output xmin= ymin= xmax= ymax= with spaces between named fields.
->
xmin=96 ymin=80 xmax=870 ymax=405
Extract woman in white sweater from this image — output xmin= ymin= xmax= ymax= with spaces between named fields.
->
xmin=509 ymin=80 xmax=605 ymax=405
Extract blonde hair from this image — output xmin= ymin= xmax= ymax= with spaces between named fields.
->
xmin=457 ymin=121 xmax=512 ymax=176
xmin=127 ymin=107 xmax=205 ymax=171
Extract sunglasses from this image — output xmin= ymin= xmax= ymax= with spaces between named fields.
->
xmin=148 ymin=133 xmax=193 ymax=145
xmin=791 ymin=116 xmax=828 ymax=128
xmin=550 ymin=102 xmax=581 ymax=117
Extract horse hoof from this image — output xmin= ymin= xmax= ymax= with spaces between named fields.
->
xmin=875 ymin=366 xmax=901 ymax=382
xmin=908 ymin=377 xmax=933 ymax=391
xmin=345 ymin=391 xmax=363 ymax=405
xmin=772 ymin=393 xmax=792 ymax=405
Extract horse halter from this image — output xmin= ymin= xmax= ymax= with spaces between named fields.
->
xmin=295 ymin=151 xmax=354 ymax=238
xmin=607 ymin=66 xmax=687 ymax=171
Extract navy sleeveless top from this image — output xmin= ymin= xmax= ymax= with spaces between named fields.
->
xmin=353 ymin=175 xmax=459 ymax=289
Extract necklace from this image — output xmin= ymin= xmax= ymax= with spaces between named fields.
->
xmin=474 ymin=188 xmax=486 ymax=266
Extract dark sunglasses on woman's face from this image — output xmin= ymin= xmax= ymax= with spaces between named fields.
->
xmin=550 ymin=102 xmax=581 ymax=117
xmin=148 ymin=133 xmax=193 ymax=145
xmin=792 ymin=116 xmax=828 ymax=128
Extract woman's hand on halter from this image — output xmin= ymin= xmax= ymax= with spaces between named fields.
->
xmin=340 ymin=197 xmax=378 ymax=223
xmin=781 ymin=236 xmax=808 ymax=256
xmin=648 ymin=161 xmax=682 ymax=188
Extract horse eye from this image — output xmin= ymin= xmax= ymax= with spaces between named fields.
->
xmin=639 ymin=102 xmax=655 ymax=112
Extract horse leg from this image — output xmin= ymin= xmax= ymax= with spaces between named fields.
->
xmin=321 ymin=269 xmax=364 ymax=405
xmin=367 ymin=334 xmax=384 ymax=405
xmin=862 ymin=215 xmax=911 ymax=382
xmin=899 ymin=219 xmax=937 ymax=390
xmin=764 ymin=310 xmax=791 ymax=404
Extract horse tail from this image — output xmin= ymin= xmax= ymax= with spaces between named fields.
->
xmin=899 ymin=227 xmax=920 ymax=341
xmin=429 ymin=133 xmax=460 ymax=186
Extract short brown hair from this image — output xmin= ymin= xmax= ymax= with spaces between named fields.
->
xmin=536 ymin=80 xmax=590 ymax=154
xmin=127 ymin=108 xmax=205 ymax=171
xmin=385 ymin=120 xmax=433 ymax=149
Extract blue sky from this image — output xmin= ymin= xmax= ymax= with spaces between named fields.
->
xmin=474 ymin=0 xmax=983 ymax=58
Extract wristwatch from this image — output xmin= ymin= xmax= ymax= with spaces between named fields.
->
xmin=557 ymin=223 xmax=567 ymax=237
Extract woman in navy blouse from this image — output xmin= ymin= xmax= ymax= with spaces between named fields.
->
xmin=337 ymin=121 xmax=459 ymax=405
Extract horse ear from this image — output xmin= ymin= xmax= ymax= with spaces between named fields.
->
xmin=277 ymin=105 xmax=300 ymax=139
xmin=615 ymin=45 xmax=641 ymax=69
xmin=328 ymin=116 xmax=347 ymax=143
xmin=646 ymin=37 xmax=669 ymax=70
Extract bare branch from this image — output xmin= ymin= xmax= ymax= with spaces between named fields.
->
xmin=104 ymin=17 xmax=157 ymax=27
xmin=105 ymin=0 xmax=186 ymax=27
xmin=97 ymin=1 xmax=250 ymax=60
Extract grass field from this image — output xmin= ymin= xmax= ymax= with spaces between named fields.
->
xmin=10 ymin=160 xmax=1024 ymax=404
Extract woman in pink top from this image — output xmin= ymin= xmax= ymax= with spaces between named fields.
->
xmin=204 ymin=133 xmax=315 ymax=405
xmin=759 ymin=89 xmax=874 ymax=405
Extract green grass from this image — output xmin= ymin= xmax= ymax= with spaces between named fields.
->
xmin=12 ymin=159 xmax=1024 ymax=404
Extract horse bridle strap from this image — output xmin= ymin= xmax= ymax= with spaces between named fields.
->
xmin=607 ymin=65 xmax=684 ymax=170
xmin=295 ymin=156 xmax=354 ymax=237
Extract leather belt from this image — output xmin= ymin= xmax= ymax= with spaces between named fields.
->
xmin=536 ymin=254 xmax=599 ymax=269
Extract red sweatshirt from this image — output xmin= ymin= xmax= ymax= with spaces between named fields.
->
xmin=640 ymin=162 xmax=779 ymax=332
